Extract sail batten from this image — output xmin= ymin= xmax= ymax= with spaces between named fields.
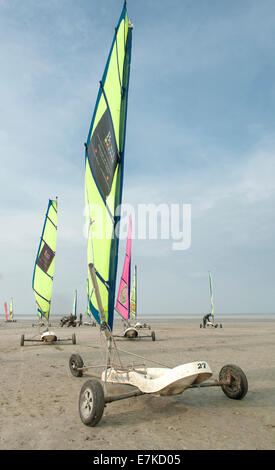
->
xmin=32 ymin=199 xmax=58 ymax=321
xmin=85 ymin=4 xmax=132 ymax=331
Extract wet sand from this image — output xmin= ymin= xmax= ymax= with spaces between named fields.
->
xmin=0 ymin=317 xmax=274 ymax=450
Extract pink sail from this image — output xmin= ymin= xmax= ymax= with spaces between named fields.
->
xmin=115 ymin=216 xmax=132 ymax=321
xmin=4 ymin=302 xmax=8 ymax=321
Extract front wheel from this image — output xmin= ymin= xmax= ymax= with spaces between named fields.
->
xmin=69 ymin=354 xmax=84 ymax=377
xmin=219 ymin=364 xmax=248 ymax=400
xmin=20 ymin=334 xmax=24 ymax=347
xmin=151 ymin=331 xmax=156 ymax=341
xmin=72 ymin=333 xmax=76 ymax=344
xmin=79 ymin=379 xmax=105 ymax=426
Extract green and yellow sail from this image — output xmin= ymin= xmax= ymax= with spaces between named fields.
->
xmin=85 ymin=2 xmax=133 ymax=331
xmin=209 ymin=271 xmax=214 ymax=318
xmin=72 ymin=289 xmax=77 ymax=318
xmin=86 ymin=278 xmax=90 ymax=317
xmin=130 ymin=264 xmax=137 ymax=319
xmin=32 ymin=199 xmax=58 ymax=321
xmin=9 ymin=297 xmax=14 ymax=319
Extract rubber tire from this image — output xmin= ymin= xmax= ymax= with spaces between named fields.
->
xmin=151 ymin=331 xmax=156 ymax=341
xmin=200 ymin=324 xmax=202 ymax=328
xmin=20 ymin=334 xmax=24 ymax=347
xmin=69 ymin=354 xmax=84 ymax=377
xmin=219 ymin=364 xmax=248 ymax=400
xmin=79 ymin=379 xmax=105 ymax=427
xmin=220 ymin=324 xmax=222 ymax=328
xmin=72 ymin=333 xmax=76 ymax=345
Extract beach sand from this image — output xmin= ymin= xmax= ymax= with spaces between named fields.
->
xmin=0 ymin=318 xmax=274 ymax=450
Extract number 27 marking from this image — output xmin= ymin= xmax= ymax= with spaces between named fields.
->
xmin=197 ymin=362 xmax=207 ymax=369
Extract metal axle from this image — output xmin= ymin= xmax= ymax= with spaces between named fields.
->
xmin=104 ymin=389 xmax=144 ymax=403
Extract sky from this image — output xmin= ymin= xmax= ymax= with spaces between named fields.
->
xmin=0 ymin=0 xmax=275 ymax=317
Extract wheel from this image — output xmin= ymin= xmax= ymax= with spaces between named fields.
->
xmin=20 ymin=334 xmax=24 ymax=347
xmin=151 ymin=331 xmax=156 ymax=341
xmin=69 ymin=354 xmax=84 ymax=377
xmin=72 ymin=333 xmax=76 ymax=344
xmin=200 ymin=324 xmax=202 ymax=328
xmin=219 ymin=364 xmax=248 ymax=400
xmin=220 ymin=324 xmax=222 ymax=328
xmin=79 ymin=379 xmax=105 ymax=426
xmin=215 ymin=324 xmax=218 ymax=328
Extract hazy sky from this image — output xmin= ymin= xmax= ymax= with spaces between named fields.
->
xmin=1 ymin=0 xmax=275 ymax=317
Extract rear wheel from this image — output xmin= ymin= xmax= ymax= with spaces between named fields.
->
xmin=79 ymin=379 xmax=105 ymax=426
xmin=20 ymin=334 xmax=24 ymax=347
xmin=72 ymin=333 xmax=76 ymax=344
xmin=151 ymin=331 xmax=156 ymax=341
xmin=219 ymin=364 xmax=248 ymax=400
xmin=69 ymin=354 xmax=84 ymax=377
xmin=220 ymin=324 xmax=223 ymax=328
xmin=200 ymin=324 xmax=202 ymax=328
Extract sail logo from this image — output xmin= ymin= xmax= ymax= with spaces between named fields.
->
xmin=119 ymin=285 xmax=128 ymax=305
xmin=104 ymin=131 xmax=115 ymax=163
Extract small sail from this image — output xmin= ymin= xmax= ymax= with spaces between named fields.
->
xmin=4 ymin=302 xmax=8 ymax=321
xmin=72 ymin=290 xmax=77 ymax=318
xmin=9 ymin=297 xmax=13 ymax=319
xmin=32 ymin=199 xmax=58 ymax=321
xmin=86 ymin=278 xmax=91 ymax=317
xmin=115 ymin=216 xmax=132 ymax=321
xmin=130 ymin=264 xmax=137 ymax=319
xmin=208 ymin=271 xmax=214 ymax=317
xmin=85 ymin=2 xmax=133 ymax=330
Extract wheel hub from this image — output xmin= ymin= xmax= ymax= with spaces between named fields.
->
xmin=82 ymin=390 xmax=93 ymax=418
